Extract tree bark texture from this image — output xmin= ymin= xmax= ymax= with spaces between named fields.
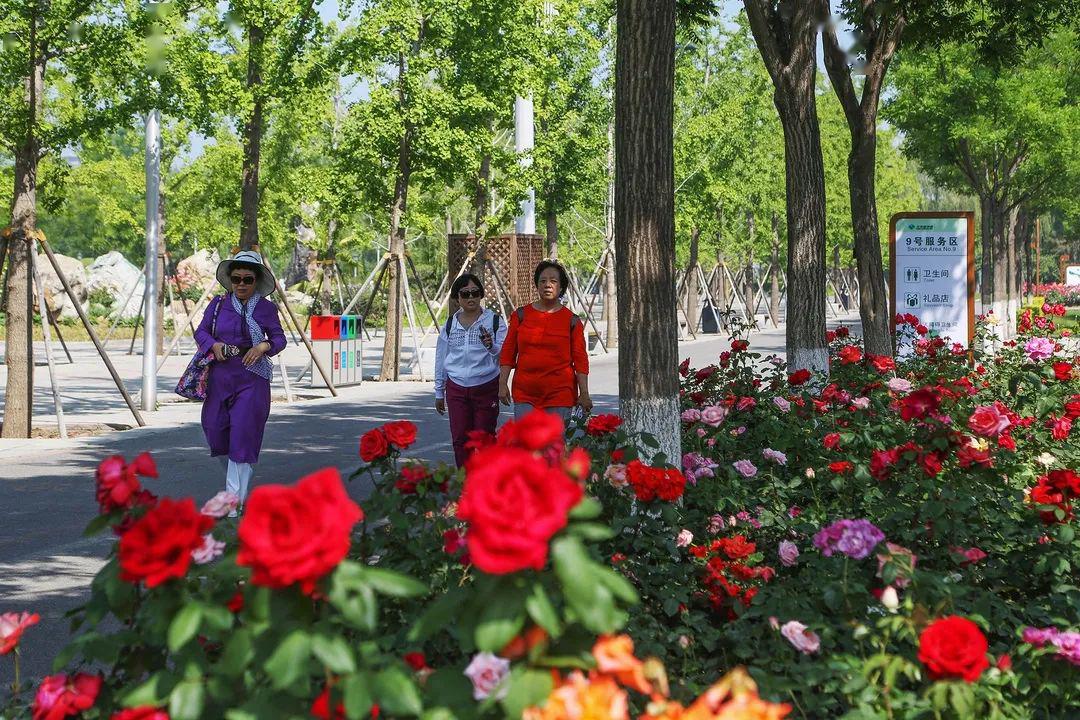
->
xmin=379 ymin=51 xmax=413 ymax=382
xmin=615 ymin=0 xmax=680 ymax=464
xmin=982 ymin=194 xmax=1013 ymax=339
xmin=821 ymin=9 xmax=902 ymax=358
xmin=744 ymin=0 xmax=828 ymax=373
xmin=604 ymin=120 xmax=618 ymax=348
xmin=744 ymin=211 xmax=756 ymax=321
xmin=239 ymin=23 xmax=265 ymax=251
xmin=3 ymin=28 xmax=43 ymax=439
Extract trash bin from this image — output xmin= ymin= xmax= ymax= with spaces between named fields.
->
xmin=701 ymin=301 xmax=722 ymax=334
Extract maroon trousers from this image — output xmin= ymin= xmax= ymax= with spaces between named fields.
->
xmin=445 ymin=377 xmax=500 ymax=467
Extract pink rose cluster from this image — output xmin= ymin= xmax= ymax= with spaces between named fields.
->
xmin=682 ymin=452 xmax=719 ymax=485
xmin=1025 ymin=337 xmax=1056 ymax=362
xmin=813 ymin=519 xmax=885 ymax=560
xmin=1023 ymin=627 xmax=1080 ymax=666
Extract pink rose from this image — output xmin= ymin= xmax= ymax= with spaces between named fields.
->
xmin=464 ymin=652 xmax=510 ymax=700
xmin=762 ymin=448 xmax=788 ymax=465
xmin=886 ymin=378 xmax=912 ymax=394
xmin=876 ymin=542 xmax=917 ymax=588
xmin=780 ymin=621 xmax=820 ymax=654
xmin=707 ymin=514 xmax=726 ymax=534
xmin=772 ymin=396 xmax=791 ymax=413
xmin=967 ymin=403 xmax=1011 ymax=438
xmin=700 ymin=405 xmax=728 ymax=427
xmin=604 ymin=463 xmax=628 ymax=488
xmin=200 ymin=491 xmax=240 ymax=519
xmin=680 ymin=408 xmax=701 ymax=423
xmin=192 ymin=534 xmax=225 ymax=565
xmin=676 ymin=529 xmax=694 ymax=547
xmin=736 ymin=397 xmax=756 ymax=412
xmin=852 ymin=397 xmax=870 ymax=410
xmin=695 ymin=427 xmax=707 ymax=437
xmin=778 ymin=540 xmax=799 ymax=567
xmin=1025 ymin=337 xmax=1055 ymax=361
xmin=732 ymin=460 xmax=757 ymax=478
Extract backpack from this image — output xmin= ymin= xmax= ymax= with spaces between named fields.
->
xmin=514 ymin=306 xmax=582 ymax=368
xmin=444 ymin=311 xmax=500 ymax=339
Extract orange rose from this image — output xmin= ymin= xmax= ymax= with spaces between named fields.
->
xmin=592 ymin=635 xmax=652 ymax=694
xmin=523 ymin=672 xmax=628 ymax=720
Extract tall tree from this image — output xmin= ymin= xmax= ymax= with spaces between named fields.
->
xmin=615 ymin=0 xmax=681 ymax=462
xmin=885 ymin=31 xmax=1079 ymax=338
xmin=0 ymin=0 xmax=146 ymax=437
xmin=741 ymin=0 xmax=829 ymax=373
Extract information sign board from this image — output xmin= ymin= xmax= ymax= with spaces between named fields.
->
xmin=889 ymin=212 xmax=976 ymax=348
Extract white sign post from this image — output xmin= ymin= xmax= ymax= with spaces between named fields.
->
xmin=1065 ymin=265 xmax=1080 ymax=286
xmin=889 ymin=212 xmax=975 ymax=351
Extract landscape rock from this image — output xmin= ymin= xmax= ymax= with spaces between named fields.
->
xmin=34 ymin=253 xmax=88 ymax=321
xmin=87 ymin=251 xmax=143 ymax=319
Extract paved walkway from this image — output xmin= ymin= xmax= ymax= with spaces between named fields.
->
xmin=0 ymin=312 xmax=859 ymax=687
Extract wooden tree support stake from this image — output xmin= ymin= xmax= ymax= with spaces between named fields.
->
xmin=31 ymin=251 xmax=66 ymax=438
xmin=36 ymin=233 xmax=145 ymax=428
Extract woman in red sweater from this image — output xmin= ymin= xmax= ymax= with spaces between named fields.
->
xmin=499 ymin=260 xmax=592 ymax=421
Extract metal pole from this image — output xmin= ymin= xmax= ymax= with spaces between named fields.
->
xmin=142 ymin=109 xmax=161 ymax=410
xmin=514 ymin=96 xmax=536 ymax=235
xmin=31 ymin=251 xmax=66 ymax=438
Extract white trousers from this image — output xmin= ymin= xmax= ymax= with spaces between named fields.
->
xmin=217 ymin=456 xmax=254 ymax=502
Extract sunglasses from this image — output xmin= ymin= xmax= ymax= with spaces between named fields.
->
xmin=458 ymin=289 xmax=483 ymax=299
xmin=230 ymin=275 xmax=256 ymax=286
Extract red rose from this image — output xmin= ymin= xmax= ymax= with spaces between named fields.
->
xmin=456 ymin=447 xmax=583 ymax=574
xmin=226 ymin=591 xmax=245 ymax=613
xmin=695 ymin=365 xmax=718 ymax=382
xmin=715 ymin=535 xmax=755 ymax=560
xmin=956 ymin=440 xmax=993 ymax=469
xmin=731 ymin=339 xmax=749 ymax=352
xmin=967 ymin=404 xmax=1011 ymax=438
xmin=869 ymin=355 xmax=896 ymax=373
xmin=626 ymin=460 xmax=687 ymax=503
xmin=95 ymin=455 xmax=141 ymax=514
xmin=585 ymin=413 xmax=623 ymax=436
xmin=498 ymin=410 xmax=565 ymax=451
xmin=823 ymin=433 xmax=841 ymax=450
xmin=1053 ymin=362 xmax=1074 ymax=381
xmin=900 ymin=387 xmax=940 ymax=421
xmin=917 ymin=616 xmax=989 ymax=682
xmin=130 ymin=452 xmax=158 ymax=478
xmin=311 ymin=685 xmax=345 ymax=720
xmin=678 ymin=358 xmax=690 ymax=377
xmin=564 ymin=447 xmax=592 ymax=480
xmin=828 ymin=461 xmax=853 ymax=474
xmin=443 ymin=528 xmax=467 ymax=556
xmin=395 ymin=464 xmax=431 ymax=494
xmin=382 ymin=420 xmax=417 ymax=449
xmin=610 ymin=449 xmax=625 ymax=463
xmin=111 ymin=708 xmax=170 ymax=720
xmin=464 ymin=429 xmax=495 ymax=453
xmin=0 ymin=611 xmax=39 ymax=655
xmin=920 ymin=452 xmax=943 ymax=477
xmin=1049 ymin=415 xmax=1073 ymax=440
xmin=33 ymin=673 xmax=102 ymax=720
xmin=119 ymin=498 xmax=213 ymax=587
xmin=359 ymin=429 xmax=389 ymax=462
xmin=1031 ymin=481 xmax=1071 ymax=525
xmin=403 ymin=652 xmax=429 ymax=671
xmin=237 ymin=468 xmax=363 ymax=594
xmin=1046 ymin=469 xmax=1080 ymax=498
xmin=788 ymin=369 xmax=811 ymax=386
xmin=869 ymin=449 xmax=898 ymax=481
xmin=838 ymin=345 xmax=863 ymax=365
xmin=1066 ymin=396 xmax=1080 ymax=420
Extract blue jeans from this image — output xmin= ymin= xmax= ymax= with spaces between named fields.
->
xmin=514 ymin=403 xmax=572 ymax=422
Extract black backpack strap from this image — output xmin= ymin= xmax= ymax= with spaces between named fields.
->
xmin=492 ymin=313 xmax=500 ymax=333
xmin=569 ymin=312 xmax=582 ymax=370
xmin=444 ymin=315 xmax=453 ymax=338
xmin=516 ymin=306 xmax=525 ymax=325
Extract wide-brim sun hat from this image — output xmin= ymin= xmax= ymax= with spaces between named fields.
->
xmin=216 ymin=250 xmax=277 ymax=297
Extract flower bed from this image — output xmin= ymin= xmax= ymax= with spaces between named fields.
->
xmin=2 ymin=309 xmax=1078 ymax=719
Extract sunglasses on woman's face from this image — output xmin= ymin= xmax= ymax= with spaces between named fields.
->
xmin=230 ymin=275 xmax=256 ymax=286
xmin=458 ymin=289 xmax=482 ymax=299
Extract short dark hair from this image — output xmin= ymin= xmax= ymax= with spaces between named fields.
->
xmin=451 ymin=273 xmax=485 ymax=299
xmin=534 ymin=260 xmax=569 ymax=294
xmin=227 ymin=261 xmax=262 ymax=277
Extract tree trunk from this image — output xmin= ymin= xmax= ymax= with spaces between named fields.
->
xmin=686 ymin=226 xmax=700 ymax=332
xmin=239 ymin=23 xmax=265 ymax=251
xmin=847 ymin=132 xmax=892 ymax=355
xmin=774 ymin=91 xmax=828 ymax=372
xmin=1006 ymin=206 xmax=1022 ymax=329
xmin=3 ymin=38 xmax=43 ymax=439
xmin=980 ymin=202 xmax=993 ymax=308
xmin=473 ymin=153 xmax=491 ymax=237
xmin=379 ymin=51 xmax=413 ymax=382
xmin=770 ymin=211 xmax=781 ymax=324
xmin=983 ymin=193 xmax=1012 ymax=339
xmin=285 ymin=218 xmax=316 ymax=287
xmin=615 ymin=0 xmax=680 ymax=464
xmin=546 ymin=205 xmax=558 ymax=259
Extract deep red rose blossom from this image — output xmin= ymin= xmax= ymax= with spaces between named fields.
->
xmin=237 ymin=468 xmax=363 ymax=594
xmin=788 ymin=369 xmax=811 ymax=386
xmin=359 ymin=429 xmax=389 ymax=462
xmin=900 ymin=387 xmax=940 ymax=421
xmin=585 ymin=413 xmax=622 ymax=436
xmin=32 ymin=673 xmax=102 ymax=720
xmin=497 ymin=410 xmax=565 ymax=451
xmin=382 ymin=420 xmax=417 ymax=449
xmin=869 ymin=355 xmax=896 ymax=373
xmin=95 ymin=455 xmax=141 ymax=513
xmin=838 ymin=345 xmax=863 ymax=365
xmin=917 ymin=616 xmax=989 ymax=682
xmin=456 ymin=446 xmax=582 ymax=574
xmin=119 ymin=498 xmax=213 ymax=587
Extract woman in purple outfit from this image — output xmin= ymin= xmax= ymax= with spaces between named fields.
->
xmin=194 ymin=250 xmax=286 ymax=515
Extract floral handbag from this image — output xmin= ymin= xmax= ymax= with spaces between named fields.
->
xmin=174 ymin=296 xmax=223 ymax=401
